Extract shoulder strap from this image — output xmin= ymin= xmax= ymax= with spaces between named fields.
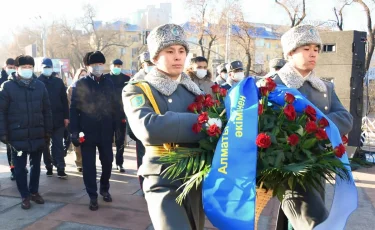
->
xmin=135 ymin=82 xmax=161 ymax=115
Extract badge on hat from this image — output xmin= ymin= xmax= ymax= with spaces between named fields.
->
xmin=130 ymin=94 xmax=145 ymax=108
xmin=171 ymin=27 xmax=180 ymax=36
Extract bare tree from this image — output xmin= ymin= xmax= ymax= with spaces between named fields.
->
xmin=275 ymin=0 xmax=306 ymax=27
xmin=353 ymin=0 xmax=374 ymax=71
xmin=332 ymin=0 xmax=353 ymax=31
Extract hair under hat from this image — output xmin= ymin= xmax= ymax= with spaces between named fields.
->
xmin=83 ymin=52 xmax=93 ymax=67
xmin=147 ymin=24 xmax=189 ymax=62
xmin=5 ymin=58 xmax=15 ymax=66
xmin=15 ymin=55 xmax=35 ymax=67
xmin=88 ymin=51 xmax=106 ymax=65
xmin=281 ymin=25 xmax=322 ymax=59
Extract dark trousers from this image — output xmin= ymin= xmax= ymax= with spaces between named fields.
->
xmin=63 ymin=127 xmax=71 ymax=157
xmin=6 ymin=145 xmax=13 ymax=171
xmin=115 ymin=122 xmax=126 ymax=166
xmin=81 ymin=141 xmax=113 ymax=199
xmin=135 ymin=139 xmax=145 ymax=189
xmin=12 ymin=150 xmax=42 ymax=198
xmin=43 ymin=126 xmax=66 ymax=171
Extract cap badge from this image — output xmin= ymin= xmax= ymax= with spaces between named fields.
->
xmin=171 ymin=27 xmax=180 ymax=36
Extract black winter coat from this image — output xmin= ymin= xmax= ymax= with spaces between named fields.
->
xmin=0 ymin=69 xmax=8 ymax=85
xmin=105 ymin=72 xmax=130 ymax=120
xmin=38 ymin=73 xmax=69 ymax=129
xmin=0 ymin=73 xmax=53 ymax=152
xmin=69 ymin=74 xmax=120 ymax=144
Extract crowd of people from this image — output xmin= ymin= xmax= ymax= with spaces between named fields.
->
xmin=0 ymin=23 xmax=352 ymax=230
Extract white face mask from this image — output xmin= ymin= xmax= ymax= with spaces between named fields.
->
xmin=233 ymin=72 xmax=245 ymax=82
xmin=89 ymin=65 xmax=104 ymax=77
xmin=145 ymin=65 xmax=154 ymax=73
xmin=195 ymin=69 xmax=207 ymax=79
xmin=221 ymin=73 xmax=228 ymax=80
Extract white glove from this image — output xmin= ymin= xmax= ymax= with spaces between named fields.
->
xmin=206 ymin=117 xmax=223 ymax=129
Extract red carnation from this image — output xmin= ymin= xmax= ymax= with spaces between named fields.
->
xmin=192 ymin=123 xmax=203 ymax=133
xmin=258 ymin=103 xmax=263 ymax=115
xmin=188 ymin=103 xmax=198 ymax=113
xmin=342 ymin=135 xmax=348 ymax=145
xmin=203 ymin=95 xmax=215 ymax=108
xmin=219 ymin=88 xmax=227 ymax=97
xmin=287 ymin=134 xmax=299 ymax=146
xmin=318 ymin=117 xmax=329 ymax=128
xmin=197 ymin=112 xmax=209 ymax=124
xmin=121 ymin=119 xmax=126 ymax=123
xmin=195 ymin=95 xmax=205 ymax=103
xmin=284 ymin=92 xmax=295 ymax=104
xmin=206 ymin=124 xmax=221 ymax=137
xmin=283 ymin=104 xmax=297 ymax=121
xmin=304 ymin=105 xmax=317 ymax=121
xmin=265 ymin=78 xmax=277 ymax=92
xmin=315 ymin=128 xmax=328 ymax=140
xmin=305 ymin=121 xmax=318 ymax=134
xmin=334 ymin=144 xmax=346 ymax=158
xmin=211 ymin=84 xmax=220 ymax=94
xmin=259 ymin=87 xmax=269 ymax=96
xmin=196 ymin=103 xmax=203 ymax=112
xmin=79 ymin=137 xmax=85 ymax=143
xmin=256 ymin=133 xmax=272 ymax=149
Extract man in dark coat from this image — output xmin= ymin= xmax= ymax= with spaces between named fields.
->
xmin=70 ymin=51 xmax=119 ymax=211
xmin=38 ymin=58 xmax=69 ymax=178
xmin=104 ymin=59 xmax=130 ymax=173
xmin=0 ymin=55 xmax=53 ymax=210
xmin=0 ymin=58 xmax=17 ymax=180
xmin=221 ymin=60 xmax=245 ymax=90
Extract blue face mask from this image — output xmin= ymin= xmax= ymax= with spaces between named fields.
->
xmin=111 ymin=67 xmax=121 ymax=75
xmin=42 ymin=68 xmax=53 ymax=77
xmin=18 ymin=68 xmax=33 ymax=79
xmin=6 ymin=69 xmax=15 ymax=76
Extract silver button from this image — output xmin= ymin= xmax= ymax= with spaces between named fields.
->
xmin=324 ymin=106 xmax=328 ymax=110
xmin=168 ymin=98 xmax=173 ymax=103
xmin=324 ymin=94 xmax=327 ymax=98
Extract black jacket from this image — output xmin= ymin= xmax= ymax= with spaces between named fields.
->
xmin=0 ymin=69 xmax=8 ymax=85
xmin=0 ymin=73 xmax=53 ymax=152
xmin=38 ymin=73 xmax=69 ymax=129
xmin=105 ymin=72 xmax=130 ymax=120
xmin=70 ymin=74 xmax=120 ymax=144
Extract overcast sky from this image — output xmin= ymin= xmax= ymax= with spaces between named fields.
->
xmin=0 ymin=0 xmax=369 ymax=43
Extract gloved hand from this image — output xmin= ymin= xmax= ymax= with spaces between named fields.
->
xmin=206 ymin=117 xmax=223 ymax=129
xmin=71 ymin=133 xmax=81 ymax=147
xmin=0 ymin=135 xmax=8 ymax=144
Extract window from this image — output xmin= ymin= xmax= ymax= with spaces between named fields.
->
xmin=266 ymin=43 xmax=271 ymax=49
xmin=120 ymin=48 xmax=126 ymax=55
xmin=131 ymin=48 xmax=138 ymax=58
xmin=322 ymin=44 xmax=336 ymax=52
xmin=255 ymin=39 xmax=265 ymax=47
xmin=275 ymin=44 xmax=279 ymax=49
xmin=132 ymin=36 xmax=139 ymax=42
xmin=266 ymin=54 xmax=270 ymax=61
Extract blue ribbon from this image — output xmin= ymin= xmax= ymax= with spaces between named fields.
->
xmin=202 ymin=78 xmax=357 ymax=230
xmin=203 ymin=78 xmax=259 ymax=229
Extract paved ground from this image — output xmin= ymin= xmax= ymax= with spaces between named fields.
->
xmin=0 ymin=141 xmax=374 ymax=230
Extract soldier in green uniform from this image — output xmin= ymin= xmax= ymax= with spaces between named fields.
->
xmin=122 ymin=24 xmax=208 ymax=230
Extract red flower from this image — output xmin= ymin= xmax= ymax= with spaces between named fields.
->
xmin=192 ymin=123 xmax=203 ymax=133
xmin=258 ymin=103 xmax=263 ymax=115
xmin=219 ymin=88 xmax=227 ymax=97
xmin=197 ymin=112 xmax=209 ymax=124
xmin=206 ymin=124 xmax=221 ymax=137
xmin=79 ymin=137 xmax=85 ymax=143
xmin=287 ymin=134 xmax=299 ymax=146
xmin=203 ymin=95 xmax=215 ymax=108
xmin=284 ymin=92 xmax=295 ymax=104
xmin=215 ymin=100 xmax=220 ymax=106
xmin=256 ymin=133 xmax=272 ymax=148
xmin=305 ymin=121 xmax=317 ymax=134
xmin=334 ymin=144 xmax=346 ymax=158
xmin=196 ymin=103 xmax=203 ymax=112
xmin=315 ymin=128 xmax=328 ymax=140
xmin=211 ymin=84 xmax=220 ymax=94
xmin=342 ymin=135 xmax=348 ymax=145
xmin=121 ymin=119 xmax=126 ymax=123
xmin=188 ymin=103 xmax=198 ymax=112
xmin=283 ymin=104 xmax=297 ymax=121
xmin=304 ymin=105 xmax=317 ymax=121
xmin=195 ymin=95 xmax=205 ymax=103
xmin=318 ymin=117 xmax=329 ymax=128
xmin=265 ymin=78 xmax=277 ymax=92
xmin=10 ymin=165 xmax=15 ymax=169
xmin=259 ymin=87 xmax=269 ymax=96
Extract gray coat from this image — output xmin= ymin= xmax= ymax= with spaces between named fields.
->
xmin=122 ymin=68 xmax=205 ymax=230
xmin=186 ymin=69 xmax=215 ymax=97
xmin=272 ymin=63 xmax=353 ymax=230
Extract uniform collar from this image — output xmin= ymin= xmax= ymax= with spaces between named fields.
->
xmin=277 ymin=63 xmax=327 ymax=92
xmin=145 ymin=68 xmax=203 ymax=96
